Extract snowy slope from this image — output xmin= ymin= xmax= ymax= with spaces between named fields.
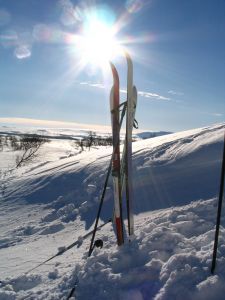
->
xmin=0 ymin=123 xmax=225 ymax=299
xmin=135 ymin=131 xmax=172 ymax=140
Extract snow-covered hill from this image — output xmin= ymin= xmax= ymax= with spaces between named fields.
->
xmin=135 ymin=131 xmax=172 ymax=140
xmin=0 ymin=123 xmax=225 ymax=299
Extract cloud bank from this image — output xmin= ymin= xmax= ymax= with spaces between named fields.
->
xmin=0 ymin=117 xmax=112 ymax=132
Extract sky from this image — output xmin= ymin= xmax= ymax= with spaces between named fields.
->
xmin=0 ymin=0 xmax=224 ymax=132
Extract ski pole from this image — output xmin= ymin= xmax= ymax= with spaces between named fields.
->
xmin=88 ymin=100 xmax=127 ymax=256
xmin=211 ymin=131 xmax=225 ymax=274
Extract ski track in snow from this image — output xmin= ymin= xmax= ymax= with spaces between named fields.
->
xmin=0 ymin=123 xmax=225 ymax=299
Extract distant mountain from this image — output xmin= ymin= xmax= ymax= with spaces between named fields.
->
xmin=135 ymin=131 xmax=172 ymax=139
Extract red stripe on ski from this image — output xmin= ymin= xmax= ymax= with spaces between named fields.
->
xmin=115 ymin=217 xmax=123 ymax=246
xmin=110 ymin=62 xmax=124 ymax=246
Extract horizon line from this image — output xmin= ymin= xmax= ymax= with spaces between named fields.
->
xmin=0 ymin=117 xmax=151 ymax=133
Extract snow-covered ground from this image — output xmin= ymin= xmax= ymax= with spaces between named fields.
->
xmin=0 ymin=123 xmax=225 ymax=299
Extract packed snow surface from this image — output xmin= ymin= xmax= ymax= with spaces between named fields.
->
xmin=0 ymin=123 xmax=225 ymax=299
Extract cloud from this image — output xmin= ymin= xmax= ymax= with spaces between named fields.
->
xmin=138 ymin=90 xmax=171 ymax=101
xmin=211 ymin=113 xmax=223 ymax=117
xmin=168 ymin=90 xmax=184 ymax=96
xmin=14 ymin=45 xmax=31 ymax=59
xmin=79 ymin=82 xmax=171 ymax=101
xmin=200 ymin=111 xmax=224 ymax=118
xmin=79 ymin=81 xmax=105 ymax=89
xmin=0 ymin=117 xmax=112 ymax=132
xmin=89 ymin=83 xmax=105 ymax=89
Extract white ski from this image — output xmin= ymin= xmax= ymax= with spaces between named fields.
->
xmin=123 ymin=52 xmax=138 ymax=237
xmin=120 ymin=87 xmax=137 ymax=189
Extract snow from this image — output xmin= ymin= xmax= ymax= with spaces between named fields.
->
xmin=134 ymin=131 xmax=172 ymax=140
xmin=0 ymin=122 xmax=225 ymax=299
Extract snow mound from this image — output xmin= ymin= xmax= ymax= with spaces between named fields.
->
xmin=2 ymin=198 xmax=222 ymax=299
xmin=72 ymin=199 xmax=225 ymax=300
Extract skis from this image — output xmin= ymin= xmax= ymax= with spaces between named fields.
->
xmin=110 ymin=62 xmax=124 ymax=246
xmin=109 ymin=55 xmax=137 ymax=245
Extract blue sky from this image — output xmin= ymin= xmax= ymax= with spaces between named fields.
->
xmin=0 ymin=0 xmax=224 ymax=132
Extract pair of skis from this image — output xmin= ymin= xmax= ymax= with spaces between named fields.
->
xmin=110 ymin=53 xmax=137 ymax=245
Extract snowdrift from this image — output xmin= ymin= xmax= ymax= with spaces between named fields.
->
xmin=2 ymin=123 xmax=224 ymax=223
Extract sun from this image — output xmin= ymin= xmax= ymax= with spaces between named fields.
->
xmin=66 ymin=6 xmax=147 ymax=76
xmin=81 ymin=20 xmax=118 ymax=65
xmin=76 ymin=13 xmax=122 ymax=69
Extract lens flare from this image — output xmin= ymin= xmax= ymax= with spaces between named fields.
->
xmin=125 ymin=0 xmax=144 ymax=14
xmin=57 ymin=5 xmax=154 ymax=78
xmin=65 ymin=5 xmax=125 ymax=71
xmin=77 ymin=18 xmax=122 ymax=68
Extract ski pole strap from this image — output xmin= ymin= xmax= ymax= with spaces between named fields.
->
xmin=111 ymin=101 xmax=127 ymax=114
xmin=88 ymin=218 xmax=112 ymax=256
xmin=119 ymin=101 xmax=127 ymax=108
xmin=133 ymin=119 xmax=138 ymax=129
xmin=120 ymin=102 xmax=127 ymax=123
